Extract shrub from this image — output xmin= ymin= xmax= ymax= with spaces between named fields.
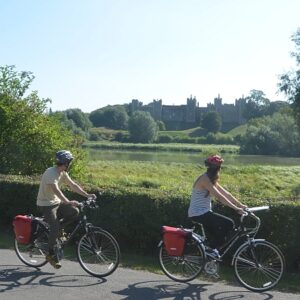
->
xmin=1 ymin=175 xmax=300 ymax=271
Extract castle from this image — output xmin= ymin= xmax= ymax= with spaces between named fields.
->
xmin=130 ymin=95 xmax=247 ymax=131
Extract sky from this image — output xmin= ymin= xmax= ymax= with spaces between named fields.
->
xmin=0 ymin=0 xmax=299 ymax=113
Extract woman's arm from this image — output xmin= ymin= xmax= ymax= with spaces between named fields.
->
xmin=216 ymin=183 xmax=247 ymax=209
xmin=201 ymin=177 xmax=244 ymax=213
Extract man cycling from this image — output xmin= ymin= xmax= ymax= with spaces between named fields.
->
xmin=37 ymin=150 xmax=95 ymax=269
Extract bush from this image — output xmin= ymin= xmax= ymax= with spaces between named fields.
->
xmin=157 ymin=134 xmax=173 ymax=143
xmin=1 ymin=175 xmax=300 ymax=271
xmin=0 ymin=65 xmax=84 ymax=176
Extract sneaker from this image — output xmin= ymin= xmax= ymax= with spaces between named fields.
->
xmin=46 ymin=254 xmax=62 ymax=269
xmin=206 ymin=248 xmax=221 ymax=261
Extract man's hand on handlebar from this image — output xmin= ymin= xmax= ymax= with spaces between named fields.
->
xmin=87 ymin=193 xmax=97 ymax=200
xmin=69 ymin=200 xmax=80 ymax=207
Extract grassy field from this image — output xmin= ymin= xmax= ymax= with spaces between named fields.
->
xmin=84 ymin=141 xmax=239 ymax=154
xmin=84 ymin=159 xmax=300 ymax=202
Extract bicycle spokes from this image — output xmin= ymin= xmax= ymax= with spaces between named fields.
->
xmin=234 ymin=241 xmax=284 ymax=292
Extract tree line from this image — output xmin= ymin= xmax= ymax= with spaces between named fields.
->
xmin=1 ymin=27 xmax=300 ymax=175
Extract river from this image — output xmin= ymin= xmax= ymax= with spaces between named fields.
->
xmin=87 ymin=149 xmax=300 ymax=166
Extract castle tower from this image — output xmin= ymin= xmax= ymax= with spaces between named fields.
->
xmin=186 ymin=95 xmax=196 ymax=123
xmin=131 ymin=99 xmax=142 ymax=113
xmin=235 ymin=97 xmax=246 ymax=124
xmin=214 ymin=94 xmax=222 ymax=113
xmin=152 ymin=99 xmax=162 ymax=120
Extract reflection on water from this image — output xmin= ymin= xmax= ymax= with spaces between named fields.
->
xmin=87 ymin=149 xmax=300 ymax=166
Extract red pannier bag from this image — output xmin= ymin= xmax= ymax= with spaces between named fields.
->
xmin=13 ymin=215 xmax=33 ymax=244
xmin=162 ymin=226 xmax=189 ymax=256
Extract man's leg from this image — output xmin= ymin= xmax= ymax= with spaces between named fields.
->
xmin=38 ymin=205 xmax=61 ymax=269
xmin=57 ymin=202 xmax=79 ymax=232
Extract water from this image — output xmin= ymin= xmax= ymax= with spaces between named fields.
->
xmin=87 ymin=149 xmax=300 ymax=166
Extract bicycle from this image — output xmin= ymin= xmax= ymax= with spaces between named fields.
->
xmin=158 ymin=206 xmax=285 ymax=292
xmin=14 ymin=196 xmax=120 ymax=278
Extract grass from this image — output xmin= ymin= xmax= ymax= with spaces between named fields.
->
xmin=226 ymin=124 xmax=248 ymax=137
xmin=83 ymin=160 xmax=300 ymax=202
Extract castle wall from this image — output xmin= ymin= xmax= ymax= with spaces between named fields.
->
xmin=130 ymin=95 xmax=246 ymax=131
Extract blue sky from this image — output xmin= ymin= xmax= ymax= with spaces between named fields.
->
xmin=0 ymin=0 xmax=299 ymax=112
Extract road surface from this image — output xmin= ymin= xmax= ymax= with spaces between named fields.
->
xmin=0 ymin=249 xmax=298 ymax=300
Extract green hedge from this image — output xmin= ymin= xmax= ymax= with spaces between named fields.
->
xmin=1 ymin=176 xmax=299 ymax=272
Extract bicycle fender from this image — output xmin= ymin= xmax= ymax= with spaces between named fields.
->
xmin=231 ymin=239 xmax=265 ymax=265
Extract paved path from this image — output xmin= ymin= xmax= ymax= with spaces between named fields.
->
xmin=0 ymin=249 xmax=299 ymax=300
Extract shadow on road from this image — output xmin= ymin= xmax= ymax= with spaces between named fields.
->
xmin=113 ymin=280 xmax=210 ymax=299
xmin=209 ymin=290 xmax=273 ymax=300
xmin=0 ymin=264 xmax=106 ymax=293
xmin=113 ymin=280 xmax=274 ymax=300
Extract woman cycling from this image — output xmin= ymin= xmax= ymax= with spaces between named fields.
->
xmin=188 ymin=154 xmax=247 ymax=258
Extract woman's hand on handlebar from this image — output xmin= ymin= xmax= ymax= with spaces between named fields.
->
xmin=239 ymin=204 xmax=248 ymax=210
xmin=236 ymin=207 xmax=247 ymax=215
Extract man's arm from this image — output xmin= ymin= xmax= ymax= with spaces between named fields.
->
xmin=64 ymin=175 xmax=95 ymax=199
xmin=49 ymin=183 xmax=72 ymax=204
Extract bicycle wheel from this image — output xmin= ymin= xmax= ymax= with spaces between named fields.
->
xmin=14 ymin=230 xmax=48 ymax=268
xmin=158 ymin=235 xmax=205 ymax=282
xmin=233 ymin=240 xmax=285 ymax=292
xmin=77 ymin=227 xmax=120 ymax=277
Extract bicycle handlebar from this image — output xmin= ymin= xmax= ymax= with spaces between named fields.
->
xmin=239 ymin=205 xmax=270 ymax=235
xmin=78 ymin=195 xmax=99 ymax=209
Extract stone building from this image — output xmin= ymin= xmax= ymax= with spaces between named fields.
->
xmin=130 ymin=95 xmax=246 ymax=131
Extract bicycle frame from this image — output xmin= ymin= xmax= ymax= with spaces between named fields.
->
xmin=36 ymin=199 xmax=98 ymax=249
xmin=59 ymin=203 xmax=97 ymax=247
xmin=193 ymin=206 xmax=269 ymax=260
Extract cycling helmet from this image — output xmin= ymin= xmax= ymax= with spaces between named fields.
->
xmin=55 ymin=150 xmax=74 ymax=165
xmin=205 ymin=155 xmax=224 ymax=167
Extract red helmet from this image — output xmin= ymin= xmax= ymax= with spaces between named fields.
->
xmin=205 ymin=155 xmax=224 ymax=167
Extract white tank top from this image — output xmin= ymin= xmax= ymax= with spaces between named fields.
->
xmin=188 ymin=187 xmax=212 ymax=217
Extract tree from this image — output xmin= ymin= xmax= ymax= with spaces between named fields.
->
xmin=64 ymin=108 xmax=92 ymax=131
xmin=156 ymin=120 xmax=166 ymax=131
xmin=89 ymin=105 xmax=128 ymax=129
xmin=279 ymin=27 xmax=300 ymax=128
xmin=201 ymin=111 xmax=222 ymax=133
xmin=240 ymin=110 xmax=300 ymax=156
xmin=0 ymin=65 xmax=83 ymax=176
xmin=128 ymin=111 xmax=158 ymax=143
xmin=243 ymin=89 xmax=270 ymax=120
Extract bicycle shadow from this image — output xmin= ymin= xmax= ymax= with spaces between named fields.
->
xmin=208 ymin=290 xmax=274 ymax=300
xmin=0 ymin=264 xmax=106 ymax=293
xmin=112 ymin=280 xmax=274 ymax=300
xmin=112 ymin=280 xmax=210 ymax=299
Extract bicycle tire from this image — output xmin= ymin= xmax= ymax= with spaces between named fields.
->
xmin=14 ymin=230 xmax=48 ymax=268
xmin=158 ymin=235 xmax=205 ymax=282
xmin=77 ymin=227 xmax=120 ymax=277
xmin=233 ymin=240 xmax=285 ymax=292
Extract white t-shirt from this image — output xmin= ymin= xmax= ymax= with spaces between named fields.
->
xmin=37 ymin=166 xmax=72 ymax=206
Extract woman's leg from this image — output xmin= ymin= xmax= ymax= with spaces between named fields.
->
xmin=191 ymin=211 xmax=234 ymax=249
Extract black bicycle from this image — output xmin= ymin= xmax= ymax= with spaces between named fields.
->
xmin=158 ymin=206 xmax=285 ymax=292
xmin=14 ymin=197 xmax=120 ymax=278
